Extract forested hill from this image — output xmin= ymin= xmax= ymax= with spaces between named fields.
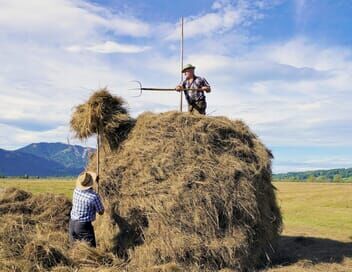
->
xmin=274 ymin=168 xmax=352 ymax=181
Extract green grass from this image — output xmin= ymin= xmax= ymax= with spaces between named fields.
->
xmin=0 ymin=178 xmax=75 ymax=199
xmin=1 ymin=179 xmax=351 ymax=241
xmin=275 ymin=182 xmax=352 ymax=241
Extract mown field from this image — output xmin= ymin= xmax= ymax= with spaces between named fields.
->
xmin=0 ymin=179 xmax=351 ymax=271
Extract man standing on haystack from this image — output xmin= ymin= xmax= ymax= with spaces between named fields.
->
xmin=176 ymin=64 xmax=211 ymax=115
xmin=69 ymin=171 xmax=104 ymax=247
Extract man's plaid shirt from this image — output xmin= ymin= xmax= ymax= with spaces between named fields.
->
xmin=182 ymin=76 xmax=210 ymax=103
xmin=70 ymin=188 xmax=104 ymax=222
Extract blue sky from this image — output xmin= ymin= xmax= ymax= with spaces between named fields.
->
xmin=0 ymin=0 xmax=351 ymax=173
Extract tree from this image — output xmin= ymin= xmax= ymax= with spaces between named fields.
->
xmin=306 ymin=175 xmax=316 ymax=183
xmin=333 ymin=174 xmax=343 ymax=183
xmin=316 ymin=176 xmax=329 ymax=183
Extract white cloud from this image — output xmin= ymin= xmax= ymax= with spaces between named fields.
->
xmin=108 ymin=16 xmax=151 ymax=37
xmin=0 ymin=0 xmax=153 ymax=141
xmin=260 ymin=38 xmax=352 ymax=71
xmin=166 ymin=0 xmax=281 ymax=40
xmin=173 ymin=37 xmax=352 ymax=148
xmin=0 ymin=0 xmax=150 ymax=40
xmin=0 ymin=123 xmax=96 ymax=150
xmin=66 ymin=41 xmax=150 ymax=54
xmin=273 ymin=156 xmax=352 ymax=173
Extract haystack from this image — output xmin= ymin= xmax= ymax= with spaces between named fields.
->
xmin=70 ymin=90 xmax=282 ymax=271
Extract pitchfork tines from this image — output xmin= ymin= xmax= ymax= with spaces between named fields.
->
xmin=129 ymin=80 xmax=178 ymax=97
xmin=129 ymin=80 xmax=143 ymax=97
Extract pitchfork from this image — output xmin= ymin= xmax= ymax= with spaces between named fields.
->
xmin=129 ymin=80 xmax=205 ymax=97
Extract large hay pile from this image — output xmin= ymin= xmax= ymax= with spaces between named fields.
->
xmin=0 ymin=89 xmax=282 ymax=271
xmin=71 ymin=89 xmax=283 ymax=271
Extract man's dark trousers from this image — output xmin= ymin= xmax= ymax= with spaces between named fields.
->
xmin=69 ymin=219 xmax=96 ymax=247
xmin=188 ymin=99 xmax=207 ymax=115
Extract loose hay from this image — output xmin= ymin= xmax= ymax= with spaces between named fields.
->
xmin=0 ymin=188 xmax=73 ymax=271
xmin=68 ymin=241 xmax=123 ymax=269
xmin=23 ymin=239 xmax=70 ymax=269
xmin=0 ymin=188 xmax=71 ymax=230
xmin=0 ymin=187 xmax=31 ymax=204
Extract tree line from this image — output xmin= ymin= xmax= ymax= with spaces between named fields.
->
xmin=274 ymin=168 xmax=352 ymax=182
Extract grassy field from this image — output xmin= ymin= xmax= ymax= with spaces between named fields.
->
xmin=271 ymin=182 xmax=352 ymax=272
xmin=0 ymin=178 xmax=75 ymax=199
xmin=276 ymin=182 xmax=352 ymax=241
xmin=0 ymin=179 xmax=351 ymax=271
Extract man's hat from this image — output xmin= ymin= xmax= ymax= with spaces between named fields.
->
xmin=182 ymin=64 xmax=196 ymax=73
xmin=76 ymin=171 xmax=97 ymax=190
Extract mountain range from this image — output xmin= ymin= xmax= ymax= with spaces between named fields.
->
xmin=0 ymin=142 xmax=94 ymax=177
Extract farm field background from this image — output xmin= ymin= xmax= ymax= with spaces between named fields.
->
xmin=0 ymin=179 xmax=351 ymax=271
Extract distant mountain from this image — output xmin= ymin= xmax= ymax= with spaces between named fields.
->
xmin=0 ymin=143 xmax=95 ymax=177
xmin=18 ymin=142 xmax=93 ymax=170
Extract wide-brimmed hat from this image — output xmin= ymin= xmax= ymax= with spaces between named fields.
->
xmin=76 ymin=171 xmax=97 ymax=190
xmin=182 ymin=64 xmax=196 ymax=73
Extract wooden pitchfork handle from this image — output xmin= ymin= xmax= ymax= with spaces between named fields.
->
xmin=96 ymin=126 xmax=100 ymax=194
xmin=130 ymin=80 xmax=204 ymax=97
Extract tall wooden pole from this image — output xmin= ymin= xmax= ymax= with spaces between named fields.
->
xmin=96 ymin=127 xmax=100 ymax=194
xmin=180 ymin=17 xmax=184 ymax=112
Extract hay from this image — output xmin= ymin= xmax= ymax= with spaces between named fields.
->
xmin=0 ymin=187 xmax=31 ymax=204
xmin=23 ymin=239 xmax=70 ymax=269
xmin=0 ymin=188 xmax=71 ymax=230
xmin=0 ymin=214 xmax=33 ymax=258
xmin=84 ymin=106 xmax=282 ymax=271
xmin=0 ymin=187 xmax=123 ymax=271
xmin=0 ymin=188 xmax=73 ymax=271
xmin=68 ymin=241 xmax=123 ymax=268
xmin=70 ymin=88 xmax=134 ymax=149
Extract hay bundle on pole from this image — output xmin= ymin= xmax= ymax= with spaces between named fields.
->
xmin=70 ymin=88 xmax=134 ymax=150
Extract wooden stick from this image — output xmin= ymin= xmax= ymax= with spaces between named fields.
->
xmin=96 ymin=126 xmax=100 ymax=194
xmin=180 ymin=16 xmax=184 ymax=112
xmin=141 ymin=88 xmax=204 ymax=92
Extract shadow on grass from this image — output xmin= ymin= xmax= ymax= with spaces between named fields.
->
xmin=271 ymin=235 xmax=352 ymax=267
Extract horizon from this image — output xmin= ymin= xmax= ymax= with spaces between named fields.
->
xmin=2 ymin=141 xmax=352 ymax=175
xmin=1 ymin=0 xmax=351 ymax=173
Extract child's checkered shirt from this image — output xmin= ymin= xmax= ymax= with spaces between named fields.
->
xmin=70 ymin=188 xmax=104 ymax=222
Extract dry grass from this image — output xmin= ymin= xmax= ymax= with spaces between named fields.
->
xmin=0 ymin=188 xmax=72 ymax=271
